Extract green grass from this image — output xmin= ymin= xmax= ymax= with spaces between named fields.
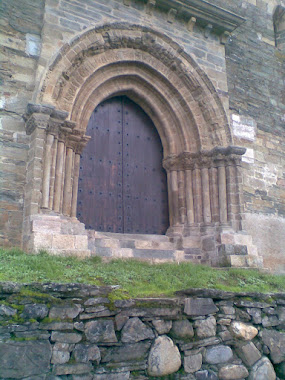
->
xmin=0 ymin=248 xmax=284 ymax=298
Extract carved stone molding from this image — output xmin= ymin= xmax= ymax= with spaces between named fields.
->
xmin=163 ymin=146 xmax=246 ymax=171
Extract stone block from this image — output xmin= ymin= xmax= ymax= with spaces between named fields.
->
xmin=32 ymin=218 xmax=61 ymax=233
xmin=75 ymin=235 xmax=88 ymax=250
xmin=101 ymin=341 xmax=151 ymax=363
xmin=170 ymin=319 xmax=194 ymax=339
xmin=52 ymin=234 xmax=75 ymax=249
xmin=194 ymin=315 xmax=216 ymax=338
xmin=248 ymin=357 xmax=276 ymax=380
xmin=184 ymin=298 xmax=218 ymax=316
xmin=121 ymin=317 xmax=155 ymax=343
xmin=218 ymin=364 xmax=248 ymax=379
xmin=85 ymin=320 xmax=117 ymax=343
xmin=184 ymin=353 xmax=202 ymax=373
xmin=230 ymin=321 xmax=258 ymax=340
xmin=51 ymin=331 xmax=82 ymax=343
xmin=49 ymin=305 xmax=83 ymax=320
xmin=204 ymin=345 xmax=233 ymax=364
xmin=152 ymin=319 xmax=172 ymax=335
xmin=33 ymin=232 xmax=53 ymax=250
xmin=235 ymin=341 xmax=262 ymax=367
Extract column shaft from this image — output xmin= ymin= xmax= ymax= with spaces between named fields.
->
xmin=169 ymin=170 xmax=179 ymax=226
xmin=71 ymin=153 xmax=81 ymax=218
xmin=218 ymin=164 xmax=228 ymax=224
xmin=178 ymin=170 xmax=186 ymax=224
xmin=209 ymin=166 xmax=219 ymax=222
xmin=53 ymin=141 xmax=65 ymax=212
xmin=185 ymin=169 xmax=194 ymax=224
xmin=62 ymin=147 xmax=74 ymax=216
xmin=49 ymin=138 xmax=58 ymax=209
xmin=201 ymin=167 xmax=212 ymax=224
xmin=193 ymin=167 xmax=203 ymax=223
xmin=41 ymin=133 xmax=54 ymax=208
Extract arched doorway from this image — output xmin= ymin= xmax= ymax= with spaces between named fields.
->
xmin=76 ymin=96 xmax=169 ymax=234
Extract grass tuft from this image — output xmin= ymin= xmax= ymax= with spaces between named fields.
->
xmin=0 ymin=248 xmax=284 ymax=298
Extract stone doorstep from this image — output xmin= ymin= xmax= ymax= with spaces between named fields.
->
xmin=92 ymin=237 xmax=175 ymax=250
xmin=225 ymin=254 xmax=263 ymax=268
xmin=93 ymin=231 xmax=170 ymax=242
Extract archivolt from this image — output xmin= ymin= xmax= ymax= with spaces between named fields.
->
xmin=38 ymin=23 xmax=232 ymax=155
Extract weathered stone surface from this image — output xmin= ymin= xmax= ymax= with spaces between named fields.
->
xmin=115 ymin=313 xmax=129 ymax=331
xmin=0 ymin=304 xmax=17 ymax=316
xmin=218 ymin=364 xmax=249 ymax=379
xmin=248 ymin=357 xmax=276 ymax=380
xmin=73 ymin=343 xmax=101 ymax=364
xmin=170 ymin=319 xmax=194 ymax=339
xmin=93 ymin=373 xmax=130 ymax=380
xmin=230 ymin=321 xmax=258 ymax=340
xmin=53 ymin=342 xmax=75 ymax=352
xmin=121 ymin=317 xmax=155 ymax=343
xmin=261 ymin=329 xmax=285 ymax=363
xmin=101 ymin=341 xmax=151 ymax=363
xmin=39 ymin=322 xmax=74 ymax=330
xmin=184 ymin=298 xmax=218 ymax=316
xmin=195 ymin=369 xmax=218 ymax=380
xmin=53 ymin=363 xmax=93 ymax=375
xmin=51 ymin=350 xmax=70 ymax=364
xmin=194 ymin=316 xmax=216 ymax=338
xmin=262 ymin=315 xmax=279 ymax=327
xmin=183 ymin=353 xmax=202 ymax=373
xmin=0 ymin=341 xmax=52 ymax=378
xmin=148 ymin=335 xmax=181 ymax=376
xmin=204 ymin=345 xmax=233 ymax=364
xmin=51 ymin=331 xmax=82 ymax=343
xmin=21 ymin=303 xmax=49 ymax=319
xmin=235 ymin=341 xmax=262 ymax=367
xmin=49 ymin=304 xmax=83 ymax=319
xmin=246 ymin=308 xmax=262 ymax=324
xmin=180 ymin=336 xmax=221 ymax=351
xmin=85 ymin=320 xmax=117 ymax=343
xmin=84 ymin=297 xmax=110 ymax=306
xmin=152 ymin=319 xmax=172 ymax=334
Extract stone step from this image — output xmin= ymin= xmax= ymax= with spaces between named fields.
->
xmin=93 ymin=247 xmax=186 ymax=262
xmin=226 ymin=255 xmax=263 ymax=268
xmin=220 ymin=232 xmax=253 ymax=246
xmin=92 ymin=231 xmax=170 ymax=242
xmin=93 ymin=237 xmax=175 ymax=250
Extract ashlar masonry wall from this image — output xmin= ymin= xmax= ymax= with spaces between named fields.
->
xmin=0 ymin=283 xmax=285 ymax=379
xmin=0 ymin=0 xmax=285 ymax=272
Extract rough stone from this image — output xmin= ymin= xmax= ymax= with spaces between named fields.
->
xmin=261 ymin=329 xmax=285 ymax=363
xmin=152 ymin=319 xmax=172 ymax=334
xmin=0 ymin=304 xmax=17 ymax=316
xmin=235 ymin=341 xmax=262 ymax=367
xmin=121 ymin=317 xmax=155 ymax=343
xmin=85 ymin=320 xmax=117 ymax=343
xmin=195 ymin=369 xmax=218 ymax=380
xmin=204 ymin=345 xmax=233 ymax=364
xmin=194 ymin=316 xmax=216 ymax=338
xmin=218 ymin=364 xmax=249 ymax=379
xmin=170 ymin=319 xmax=194 ymax=339
xmin=51 ymin=350 xmax=70 ymax=364
xmin=115 ymin=313 xmax=129 ymax=331
xmin=183 ymin=353 xmax=202 ymax=373
xmin=93 ymin=373 xmax=130 ymax=380
xmin=53 ymin=363 xmax=93 ymax=375
xmin=0 ymin=341 xmax=52 ymax=378
xmin=21 ymin=303 xmax=49 ymax=320
xmin=101 ymin=341 xmax=151 ymax=363
xmin=49 ymin=305 xmax=83 ymax=320
xmin=184 ymin=298 xmax=218 ymax=316
xmin=147 ymin=335 xmax=181 ymax=376
xmin=248 ymin=357 xmax=276 ymax=380
xmin=73 ymin=343 xmax=101 ymax=364
xmin=230 ymin=321 xmax=258 ymax=340
xmin=246 ymin=308 xmax=262 ymax=324
xmin=51 ymin=331 xmax=82 ymax=343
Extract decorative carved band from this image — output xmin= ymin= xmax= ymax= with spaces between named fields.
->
xmin=163 ymin=146 xmax=246 ymax=171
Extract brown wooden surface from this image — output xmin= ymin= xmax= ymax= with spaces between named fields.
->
xmin=77 ymin=96 xmax=169 ymax=234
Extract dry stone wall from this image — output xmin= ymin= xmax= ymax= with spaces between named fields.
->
xmin=0 ymin=283 xmax=285 ymax=379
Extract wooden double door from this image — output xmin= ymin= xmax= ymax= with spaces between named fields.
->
xmin=77 ymin=96 xmax=169 ymax=234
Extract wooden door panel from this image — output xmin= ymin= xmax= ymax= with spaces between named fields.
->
xmin=77 ymin=97 xmax=124 ymax=232
xmin=122 ymin=97 xmax=168 ymax=234
xmin=77 ymin=96 xmax=169 ymax=234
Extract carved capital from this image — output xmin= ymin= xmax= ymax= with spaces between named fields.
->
xmin=25 ymin=113 xmax=50 ymax=135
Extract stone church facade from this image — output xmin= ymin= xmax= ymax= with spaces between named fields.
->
xmin=1 ymin=0 xmax=284 ymax=272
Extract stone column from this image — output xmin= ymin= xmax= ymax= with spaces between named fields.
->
xmin=169 ymin=170 xmax=179 ymax=226
xmin=209 ymin=165 xmax=219 ymax=222
xmin=178 ymin=170 xmax=186 ymax=224
xmin=193 ymin=165 xmax=203 ymax=223
xmin=226 ymin=160 xmax=239 ymax=228
xmin=218 ymin=161 xmax=228 ymax=225
xmin=185 ymin=169 xmax=194 ymax=225
xmin=71 ymin=153 xmax=81 ymax=218
xmin=53 ymin=139 xmax=65 ymax=213
xmin=41 ymin=133 xmax=54 ymax=209
xmin=49 ymin=138 xmax=58 ymax=209
xmin=62 ymin=147 xmax=74 ymax=216
xmin=201 ymin=167 xmax=211 ymax=224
